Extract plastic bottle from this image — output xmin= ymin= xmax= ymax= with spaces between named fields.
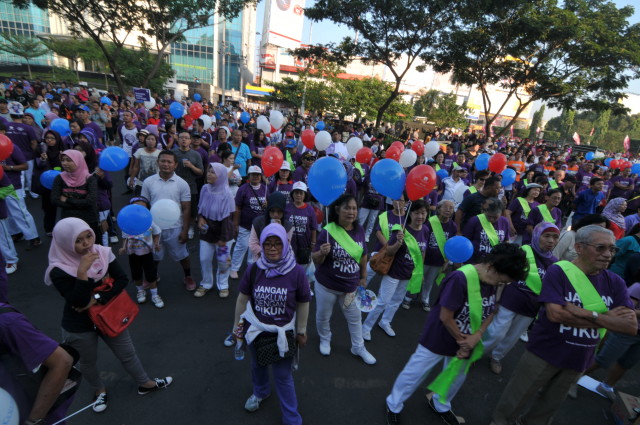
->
xmin=234 ymin=318 xmax=245 ymax=360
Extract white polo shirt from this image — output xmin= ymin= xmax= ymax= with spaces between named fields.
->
xmin=141 ymin=173 xmax=190 ymax=229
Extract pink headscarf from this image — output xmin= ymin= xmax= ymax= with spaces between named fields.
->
xmin=44 ymin=217 xmax=114 ymax=286
xmin=60 ymin=149 xmax=91 ymax=187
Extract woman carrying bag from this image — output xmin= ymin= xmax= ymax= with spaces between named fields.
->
xmin=232 ymin=223 xmax=310 ymax=425
xmin=45 ymin=218 xmax=172 ymax=414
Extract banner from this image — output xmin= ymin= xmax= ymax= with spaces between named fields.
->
xmin=133 ymin=88 xmax=151 ymax=102
xmin=264 ymin=0 xmax=306 ymax=49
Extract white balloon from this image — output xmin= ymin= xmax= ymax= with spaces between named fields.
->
xmin=315 ymin=131 xmax=332 ymax=151
xmin=425 ymin=140 xmax=441 ymax=158
xmin=346 ymin=137 xmax=363 ymax=157
xmin=269 ymin=110 xmax=285 ymax=130
xmin=173 ymin=91 xmax=182 ymax=101
xmin=144 ymin=98 xmax=156 ymax=109
xmin=257 ymin=115 xmax=271 ymax=134
xmin=150 ymin=199 xmax=181 ymax=229
xmin=453 ymin=184 xmax=470 ymax=205
xmin=0 ymin=388 xmax=19 ymax=425
xmin=399 ymin=150 xmax=417 ymax=168
xmin=200 ymin=114 xmax=212 ymax=130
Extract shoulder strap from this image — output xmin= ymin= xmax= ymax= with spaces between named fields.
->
xmin=428 ymin=215 xmax=447 ymax=259
xmin=324 ymin=222 xmax=363 ymax=263
xmin=478 ymin=214 xmax=500 ymax=247
xmin=391 ymin=224 xmax=424 ymax=294
xmin=458 ymin=265 xmax=482 ymax=332
xmin=517 ymin=197 xmax=532 ymax=217
xmin=379 ymin=212 xmax=390 ymax=241
xmin=521 ymin=246 xmax=543 ymax=295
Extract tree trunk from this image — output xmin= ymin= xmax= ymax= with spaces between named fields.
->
xmin=375 ymin=81 xmax=401 ymax=128
xmin=141 ymin=41 xmax=173 ymax=88
xmin=26 ymin=61 xmax=32 ymax=79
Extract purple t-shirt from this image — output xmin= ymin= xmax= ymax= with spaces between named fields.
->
xmin=372 ymin=212 xmax=405 ymax=252
xmin=609 ymin=176 xmax=634 ymax=199
xmin=419 ymin=270 xmax=497 ymax=356
xmin=235 ymin=183 xmax=268 ymax=229
xmin=576 ymin=171 xmax=594 ymax=192
xmin=268 ymin=180 xmax=293 ymax=203
xmin=524 ymin=205 xmax=562 ymax=244
xmin=388 ymin=225 xmax=429 ymax=280
xmin=239 ymin=264 xmax=311 ymax=326
xmin=314 ymin=225 xmax=367 ymax=293
xmin=250 ymin=142 xmax=267 ymax=167
xmin=286 ymin=203 xmax=318 ymax=250
xmin=292 ymin=166 xmax=309 ymax=184
xmin=507 ymin=198 xmax=539 ymax=235
xmin=527 ymin=265 xmax=633 ymax=372
xmin=5 ymin=122 xmax=36 ymax=160
xmin=84 ymin=121 xmax=104 ymax=142
xmin=424 ymin=219 xmax=457 ymax=266
xmin=499 ymin=251 xmax=557 ymax=317
xmin=462 ymin=215 xmax=510 ymax=263
xmin=4 ymin=144 xmax=26 ymax=189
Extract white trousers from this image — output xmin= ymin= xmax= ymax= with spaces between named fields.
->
xmin=0 ymin=219 xmax=18 ymax=263
xmin=21 ymin=160 xmax=34 ymax=192
xmin=199 ymin=240 xmax=231 ymax=290
xmin=315 ymin=281 xmax=365 ymax=351
xmin=362 ymin=275 xmax=408 ymax=331
xmin=386 ymin=345 xmax=467 ymax=414
xmin=231 ymin=227 xmax=253 ymax=272
xmin=6 ymin=190 xmax=38 ymax=240
xmin=482 ymin=306 xmax=534 ymax=361
xmin=358 ymin=208 xmax=378 ymax=240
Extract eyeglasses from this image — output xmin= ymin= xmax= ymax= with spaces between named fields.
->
xmin=263 ymin=241 xmax=283 ymax=250
xmin=582 ymin=243 xmax=619 ymax=255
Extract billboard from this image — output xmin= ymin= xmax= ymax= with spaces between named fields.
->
xmin=263 ymin=0 xmax=305 ymax=49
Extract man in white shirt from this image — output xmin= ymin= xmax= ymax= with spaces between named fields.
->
xmin=440 ymin=166 xmax=469 ymax=205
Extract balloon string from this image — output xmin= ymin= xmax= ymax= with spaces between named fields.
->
xmin=326 ymin=206 xmax=329 ymax=244
xmin=403 ymin=201 xmax=412 ymax=230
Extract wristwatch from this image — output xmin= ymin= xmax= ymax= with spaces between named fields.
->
xmin=94 ymin=293 xmax=102 ymax=303
xmin=591 ymin=311 xmax=599 ymax=321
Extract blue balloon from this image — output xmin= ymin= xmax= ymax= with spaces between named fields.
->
xmin=585 ymin=151 xmax=594 ymax=160
xmin=240 ymin=111 xmax=250 ymax=124
xmin=604 ymin=158 xmax=613 ymax=167
xmin=444 ymin=236 xmax=474 ymax=263
xmin=40 ymin=169 xmax=61 ymax=190
xmin=308 ymin=157 xmax=347 ymax=205
xmin=117 ymin=204 xmax=153 ymax=236
xmin=501 ymin=168 xmax=517 ymax=186
xmin=193 ymin=93 xmax=202 ymax=102
xmin=632 ymin=163 xmax=640 ymax=175
xmin=315 ymin=121 xmax=325 ymax=131
xmin=215 ymin=111 xmax=222 ymax=120
xmin=475 ymin=153 xmax=490 ymax=171
xmin=50 ymin=119 xmax=71 ymax=137
xmin=169 ymin=102 xmax=184 ymax=119
xmin=436 ymin=169 xmax=449 ymax=179
xmin=100 ymin=96 xmax=112 ymax=106
xmin=99 ymin=147 xmax=129 ymax=172
xmin=371 ymin=159 xmax=406 ymax=200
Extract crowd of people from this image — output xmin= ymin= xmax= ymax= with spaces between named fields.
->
xmin=0 ymin=76 xmax=639 ymax=425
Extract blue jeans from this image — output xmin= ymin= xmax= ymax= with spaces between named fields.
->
xmin=249 ymin=342 xmax=302 ymax=425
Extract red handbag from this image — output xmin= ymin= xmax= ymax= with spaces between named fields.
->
xmin=88 ymin=277 xmax=139 ymax=338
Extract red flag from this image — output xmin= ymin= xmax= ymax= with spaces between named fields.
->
xmin=572 ymin=132 xmax=581 ymax=145
xmin=624 ymin=135 xmax=630 ymax=155
xmin=510 ymin=125 xmax=514 ymax=138
xmin=589 ymin=127 xmax=595 ymax=136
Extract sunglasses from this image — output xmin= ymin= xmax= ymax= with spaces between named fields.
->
xmin=582 ymin=243 xmax=619 ymax=255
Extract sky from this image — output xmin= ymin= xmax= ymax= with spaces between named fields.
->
xmin=255 ymin=0 xmax=640 ymax=117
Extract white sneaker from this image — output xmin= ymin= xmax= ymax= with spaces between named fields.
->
xmin=519 ymin=332 xmax=529 ymax=342
xmin=378 ymin=322 xmax=396 ymax=337
xmin=362 ymin=329 xmax=371 ymax=341
xmin=351 ymin=347 xmax=376 ymax=365
xmin=5 ymin=264 xmax=17 ymax=275
xmin=136 ymin=289 xmax=147 ymax=304
xmin=319 ymin=341 xmax=331 ymax=356
xmin=29 ymin=192 xmax=39 ymax=199
xmin=151 ymin=294 xmax=164 ymax=308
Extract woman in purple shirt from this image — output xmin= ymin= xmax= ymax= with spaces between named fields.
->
xmin=462 ymin=198 xmax=511 ymax=264
xmin=363 ymin=200 xmax=429 ymax=340
xmin=312 ymin=194 xmax=376 ymax=365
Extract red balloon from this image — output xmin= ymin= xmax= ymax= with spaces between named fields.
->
xmin=183 ymin=115 xmax=194 ymax=128
xmin=620 ymin=161 xmax=632 ymax=169
xmin=355 ymin=147 xmax=373 ymax=164
xmin=314 ymin=205 xmax=324 ymax=225
xmin=406 ymin=165 xmax=437 ymax=201
xmin=386 ymin=146 xmax=401 ymax=162
xmin=391 ymin=141 xmax=405 ymax=151
xmin=488 ymin=153 xmax=507 ymax=173
xmin=0 ymin=135 xmax=13 ymax=161
xmin=301 ymin=129 xmax=315 ymax=150
xmin=610 ymin=159 xmax=620 ymax=169
xmin=412 ymin=140 xmax=424 ymax=157
xmin=189 ymin=102 xmax=203 ymax=119
xmin=262 ymin=146 xmax=284 ymax=177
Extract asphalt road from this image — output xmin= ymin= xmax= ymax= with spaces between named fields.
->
xmin=6 ymin=172 xmax=637 ymax=425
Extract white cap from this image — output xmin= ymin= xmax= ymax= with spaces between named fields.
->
xmin=280 ymin=162 xmax=291 ymax=171
xmin=292 ymin=181 xmax=308 ymax=192
xmin=79 ymin=81 xmax=88 ymax=87
xmin=247 ymin=165 xmax=262 ymax=175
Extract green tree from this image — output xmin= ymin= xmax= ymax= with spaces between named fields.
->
xmin=40 ymin=36 xmax=84 ymax=82
xmin=12 ymin=0 xmax=254 ymax=95
xmin=559 ymin=109 xmax=576 ymax=140
xmin=528 ymin=105 xmax=545 ymax=139
xmin=294 ymin=0 xmax=455 ymax=127
xmin=592 ymin=109 xmax=612 ymax=145
xmin=413 ymin=90 xmax=439 ymax=117
xmin=0 ymin=33 xmax=48 ymax=78
xmin=433 ymin=0 xmax=640 ymax=138
xmin=428 ymin=93 xmax=467 ymax=128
